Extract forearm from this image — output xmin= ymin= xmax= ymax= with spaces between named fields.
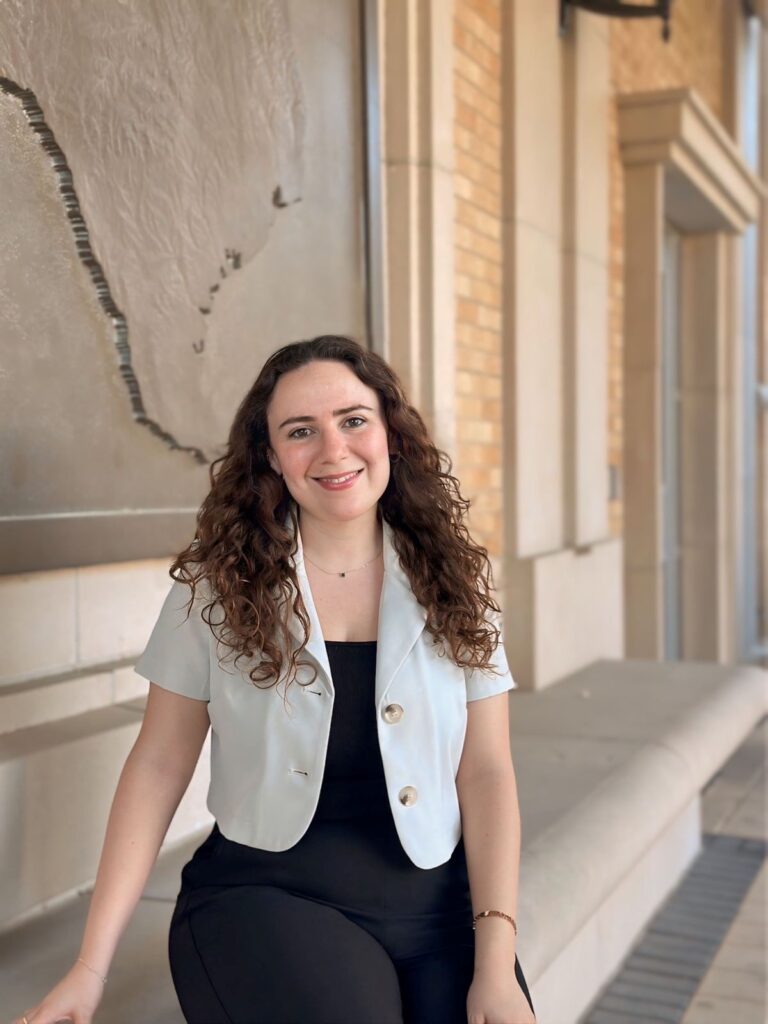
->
xmin=77 ymin=750 xmax=191 ymax=977
xmin=457 ymin=767 xmax=521 ymax=976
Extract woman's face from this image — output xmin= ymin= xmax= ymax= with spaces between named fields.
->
xmin=265 ymin=359 xmax=392 ymax=524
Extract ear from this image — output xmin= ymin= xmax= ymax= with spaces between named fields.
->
xmin=266 ymin=447 xmax=281 ymax=476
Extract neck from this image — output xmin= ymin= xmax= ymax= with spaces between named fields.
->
xmin=297 ymin=508 xmax=383 ymax=571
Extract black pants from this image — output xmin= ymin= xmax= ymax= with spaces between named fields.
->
xmin=168 ymin=822 xmax=535 ymax=1023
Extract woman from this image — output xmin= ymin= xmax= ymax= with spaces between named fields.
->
xmin=15 ymin=336 xmax=536 ymax=1024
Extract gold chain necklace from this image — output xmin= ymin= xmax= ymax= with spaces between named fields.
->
xmin=303 ymin=548 xmax=382 ymax=579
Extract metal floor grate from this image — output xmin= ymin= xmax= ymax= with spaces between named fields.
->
xmin=581 ymin=833 xmax=767 ymax=1024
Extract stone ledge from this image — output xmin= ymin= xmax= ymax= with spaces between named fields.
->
xmin=0 ymin=663 xmax=148 ymax=734
xmin=508 ymin=658 xmax=768 ymax=1021
xmin=0 ymin=700 xmax=210 ymax=933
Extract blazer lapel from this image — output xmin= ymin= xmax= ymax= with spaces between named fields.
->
xmin=283 ymin=509 xmax=333 ymax=688
xmin=375 ymin=519 xmax=428 ymax=705
xmin=283 ymin=509 xmax=427 ymax=704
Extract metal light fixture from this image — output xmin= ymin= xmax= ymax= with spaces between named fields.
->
xmin=560 ymin=0 xmax=673 ymax=42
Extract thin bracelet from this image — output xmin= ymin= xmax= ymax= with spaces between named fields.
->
xmin=76 ymin=957 xmax=108 ymax=985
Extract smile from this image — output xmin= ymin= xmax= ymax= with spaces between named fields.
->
xmin=313 ymin=468 xmax=364 ymax=485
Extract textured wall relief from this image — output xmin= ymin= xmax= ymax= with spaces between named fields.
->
xmin=0 ymin=75 xmax=207 ymax=463
xmin=0 ymin=0 xmax=305 ymax=460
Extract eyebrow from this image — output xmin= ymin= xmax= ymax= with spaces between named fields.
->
xmin=277 ymin=404 xmax=375 ymax=431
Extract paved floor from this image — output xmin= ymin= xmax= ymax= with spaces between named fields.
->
xmin=681 ymin=715 xmax=767 ymax=1024
xmin=3 ymin=717 xmax=765 ymax=1024
xmin=582 ymin=715 xmax=767 ymax=1024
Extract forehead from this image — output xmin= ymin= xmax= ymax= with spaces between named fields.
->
xmin=267 ymin=360 xmax=379 ymax=417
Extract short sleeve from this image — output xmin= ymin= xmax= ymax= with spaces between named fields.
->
xmin=133 ymin=578 xmax=212 ymax=702
xmin=464 ymin=610 xmax=518 ymax=702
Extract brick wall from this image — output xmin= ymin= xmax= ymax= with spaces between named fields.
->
xmin=607 ymin=1 xmax=727 ymax=535
xmin=453 ymin=0 xmax=504 ymax=557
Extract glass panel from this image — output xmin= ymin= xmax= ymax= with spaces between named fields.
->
xmin=740 ymin=14 xmax=764 ymax=661
xmin=662 ymin=222 xmax=682 ymax=661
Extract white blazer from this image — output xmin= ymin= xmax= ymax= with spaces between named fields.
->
xmin=134 ymin=512 xmax=517 ymax=869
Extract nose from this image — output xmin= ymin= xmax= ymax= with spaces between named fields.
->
xmin=318 ymin=426 xmax=350 ymax=465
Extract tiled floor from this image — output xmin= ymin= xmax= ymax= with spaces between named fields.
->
xmin=582 ymin=715 xmax=767 ymax=1024
xmin=681 ymin=715 xmax=767 ymax=1024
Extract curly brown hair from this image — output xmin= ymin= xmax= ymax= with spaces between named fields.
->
xmin=169 ymin=335 xmax=504 ymax=695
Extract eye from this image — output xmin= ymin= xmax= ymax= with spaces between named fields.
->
xmin=287 ymin=416 xmax=367 ymax=440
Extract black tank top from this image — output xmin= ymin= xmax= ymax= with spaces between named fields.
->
xmin=312 ymin=640 xmax=392 ymax=822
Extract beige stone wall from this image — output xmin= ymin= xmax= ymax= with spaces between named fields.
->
xmin=0 ymin=558 xmax=212 ymax=930
xmin=453 ymin=0 xmax=504 ymax=558
xmin=608 ymin=1 xmax=727 ymax=536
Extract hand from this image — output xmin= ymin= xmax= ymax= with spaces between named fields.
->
xmin=466 ymin=968 xmax=536 ymax=1024
xmin=11 ymin=961 xmax=106 ymax=1024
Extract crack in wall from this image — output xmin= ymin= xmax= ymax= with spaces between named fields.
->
xmin=0 ymin=76 xmax=208 ymax=465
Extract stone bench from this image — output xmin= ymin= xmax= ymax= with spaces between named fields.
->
xmin=511 ymin=658 xmax=768 ymax=1023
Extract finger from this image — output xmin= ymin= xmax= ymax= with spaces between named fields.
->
xmin=14 ymin=1011 xmax=39 ymax=1024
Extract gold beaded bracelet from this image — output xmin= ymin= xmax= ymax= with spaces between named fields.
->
xmin=472 ymin=910 xmax=518 ymax=933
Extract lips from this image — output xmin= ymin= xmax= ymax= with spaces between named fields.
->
xmin=314 ymin=468 xmax=364 ymax=483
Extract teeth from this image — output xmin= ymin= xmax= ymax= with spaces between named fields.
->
xmin=319 ymin=470 xmax=359 ymax=483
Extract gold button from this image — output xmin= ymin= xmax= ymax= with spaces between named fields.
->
xmin=382 ymin=702 xmax=404 ymax=724
xmin=398 ymin=785 xmax=418 ymax=806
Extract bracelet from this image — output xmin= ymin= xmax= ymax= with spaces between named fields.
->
xmin=472 ymin=910 xmax=517 ymax=934
xmin=76 ymin=957 xmax=108 ymax=985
